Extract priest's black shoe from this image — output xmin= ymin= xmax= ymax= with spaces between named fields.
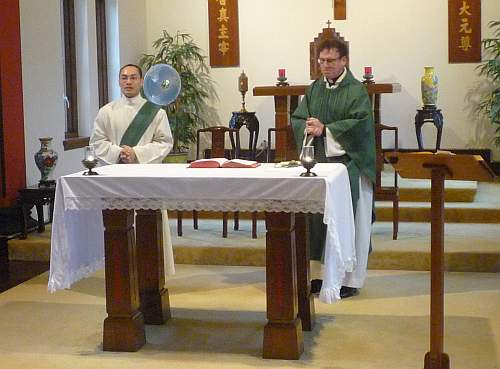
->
xmin=310 ymin=279 xmax=322 ymax=294
xmin=340 ymin=286 xmax=359 ymax=299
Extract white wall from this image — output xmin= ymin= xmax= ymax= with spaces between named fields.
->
xmin=18 ymin=0 xmax=500 ymax=186
xmin=145 ymin=0 xmax=500 ymax=159
xmin=20 ymin=0 xmax=148 ymax=186
xmin=117 ymin=0 xmax=147 ymax=69
xmin=19 ymin=0 xmax=82 ymax=186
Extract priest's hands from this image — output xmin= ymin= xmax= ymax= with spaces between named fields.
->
xmin=306 ymin=117 xmax=325 ymax=137
xmin=119 ymin=145 xmax=137 ymax=164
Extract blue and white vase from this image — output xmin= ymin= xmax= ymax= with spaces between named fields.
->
xmin=421 ymin=66 xmax=438 ymax=107
xmin=34 ymin=137 xmax=58 ymax=186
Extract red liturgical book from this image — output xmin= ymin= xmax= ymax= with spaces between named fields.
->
xmin=188 ymin=158 xmax=261 ymax=168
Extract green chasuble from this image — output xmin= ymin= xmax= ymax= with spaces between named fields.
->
xmin=291 ymin=69 xmax=375 ymax=260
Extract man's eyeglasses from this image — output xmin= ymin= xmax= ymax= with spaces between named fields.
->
xmin=317 ymin=58 xmax=340 ymax=65
xmin=120 ymin=75 xmax=140 ymax=81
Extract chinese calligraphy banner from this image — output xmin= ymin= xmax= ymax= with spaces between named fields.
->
xmin=448 ymin=0 xmax=481 ymax=63
xmin=208 ymin=0 xmax=240 ymax=67
xmin=333 ymin=0 xmax=346 ymax=20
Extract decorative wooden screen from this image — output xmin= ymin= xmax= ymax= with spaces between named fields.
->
xmin=309 ymin=26 xmax=349 ymax=80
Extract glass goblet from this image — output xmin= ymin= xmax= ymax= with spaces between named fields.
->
xmin=300 ymin=145 xmax=317 ymax=177
xmin=82 ymin=145 xmax=99 ymax=176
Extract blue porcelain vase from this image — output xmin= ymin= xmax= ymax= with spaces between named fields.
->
xmin=34 ymin=137 xmax=58 ymax=186
xmin=421 ymin=66 xmax=438 ymax=106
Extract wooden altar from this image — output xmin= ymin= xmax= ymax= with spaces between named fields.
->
xmin=253 ymin=83 xmax=401 ymax=156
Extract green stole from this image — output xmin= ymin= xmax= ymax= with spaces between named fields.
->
xmin=120 ymin=101 xmax=161 ymax=146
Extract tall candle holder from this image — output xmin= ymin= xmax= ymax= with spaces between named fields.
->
xmin=276 ymin=68 xmax=289 ymax=87
xmin=238 ymin=70 xmax=248 ymax=112
xmin=362 ymin=66 xmax=374 ymax=84
xmin=82 ymin=145 xmax=99 ymax=176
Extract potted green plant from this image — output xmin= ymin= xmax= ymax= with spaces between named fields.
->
xmin=139 ymin=30 xmax=217 ymax=159
xmin=477 ymin=21 xmax=500 ymax=146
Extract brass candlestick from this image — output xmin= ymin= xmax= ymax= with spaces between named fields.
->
xmin=238 ymin=70 xmax=248 ymax=112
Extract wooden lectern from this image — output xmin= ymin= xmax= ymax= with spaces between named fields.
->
xmin=387 ymin=152 xmax=495 ymax=369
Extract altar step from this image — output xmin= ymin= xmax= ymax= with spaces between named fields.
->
xmin=171 ymin=220 xmax=500 ymax=273
xmin=6 ymin=176 xmax=500 ymax=272
xmin=381 ymin=169 xmax=478 ymax=203
xmin=6 ymin=219 xmax=500 ymax=273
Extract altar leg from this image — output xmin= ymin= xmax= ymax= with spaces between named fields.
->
xmin=135 ymin=209 xmax=171 ymax=325
xmin=102 ymin=209 xmax=145 ymax=352
xmin=263 ymin=212 xmax=304 ymax=360
xmin=295 ymin=213 xmax=315 ymax=331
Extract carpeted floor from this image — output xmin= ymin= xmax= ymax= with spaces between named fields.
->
xmin=1 ymin=174 xmax=499 ymax=368
xmin=0 ymin=265 xmax=498 ymax=369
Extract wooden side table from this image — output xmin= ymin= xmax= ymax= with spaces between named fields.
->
xmin=18 ymin=185 xmax=56 ymax=239
xmin=229 ymin=111 xmax=260 ymax=160
xmin=415 ymin=106 xmax=444 ymax=152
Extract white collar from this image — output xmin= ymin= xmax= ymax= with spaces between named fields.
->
xmin=120 ymin=94 xmax=144 ymax=107
xmin=324 ymin=67 xmax=347 ymax=89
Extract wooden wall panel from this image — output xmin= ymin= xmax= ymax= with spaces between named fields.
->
xmin=0 ymin=0 xmax=26 ymax=206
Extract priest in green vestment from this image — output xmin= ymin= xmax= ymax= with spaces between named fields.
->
xmin=291 ymin=39 xmax=376 ymax=298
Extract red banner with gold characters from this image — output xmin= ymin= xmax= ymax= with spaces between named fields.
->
xmin=208 ymin=0 xmax=240 ymax=67
xmin=448 ymin=0 xmax=481 ymax=63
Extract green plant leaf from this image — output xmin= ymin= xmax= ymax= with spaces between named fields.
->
xmin=477 ymin=20 xmax=500 ymax=144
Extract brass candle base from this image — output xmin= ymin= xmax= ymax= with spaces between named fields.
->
xmin=276 ymin=76 xmax=289 ymax=86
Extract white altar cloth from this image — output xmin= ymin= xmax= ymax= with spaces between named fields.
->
xmin=48 ymin=163 xmax=355 ymax=303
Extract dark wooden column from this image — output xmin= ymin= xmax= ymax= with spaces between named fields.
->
xmin=253 ymin=86 xmax=305 ymax=158
xmin=274 ymin=95 xmax=292 ymax=155
xmin=263 ymin=212 xmax=303 ymax=360
xmin=135 ymin=209 xmax=171 ymax=325
xmin=102 ymin=209 xmax=145 ymax=352
xmin=0 ymin=0 xmax=26 ymax=206
xmin=424 ymin=165 xmax=450 ymax=369
xmin=294 ymin=212 xmax=315 ymax=331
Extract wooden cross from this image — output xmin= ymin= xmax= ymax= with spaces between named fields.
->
xmin=333 ymin=0 xmax=346 ymax=20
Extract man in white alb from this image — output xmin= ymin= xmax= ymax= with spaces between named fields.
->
xmin=90 ymin=63 xmax=175 ymax=275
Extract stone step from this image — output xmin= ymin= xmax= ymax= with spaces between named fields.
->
xmin=381 ymin=169 xmax=477 ymax=202
xmin=8 ymin=221 xmax=500 ymax=273
xmin=172 ymin=220 xmax=500 ymax=273
xmin=375 ymin=201 xmax=500 ymax=223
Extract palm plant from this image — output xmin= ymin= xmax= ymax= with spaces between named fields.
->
xmin=477 ymin=21 xmax=500 ymax=146
xmin=140 ymin=31 xmax=217 ymax=153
